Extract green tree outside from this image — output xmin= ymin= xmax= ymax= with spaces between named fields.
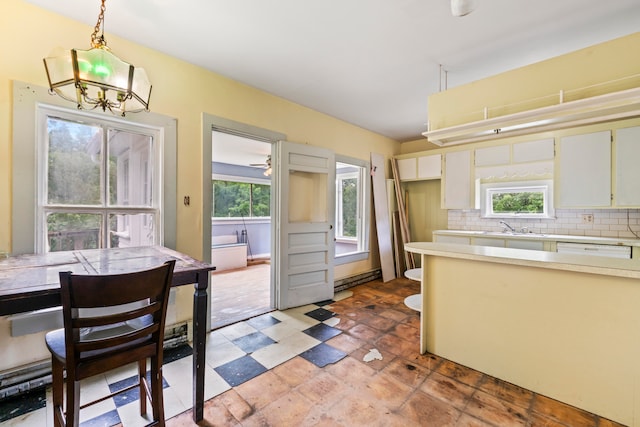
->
xmin=341 ymin=178 xmax=357 ymax=237
xmin=492 ymin=192 xmax=543 ymax=213
xmin=213 ymin=180 xmax=270 ymax=217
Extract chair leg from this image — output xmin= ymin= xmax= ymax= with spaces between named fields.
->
xmin=150 ymin=357 xmax=165 ymax=427
xmin=138 ymin=359 xmax=147 ymax=416
xmin=51 ymin=358 xmax=64 ymax=427
xmin=66 ymin=376 xmax=80 ymax=427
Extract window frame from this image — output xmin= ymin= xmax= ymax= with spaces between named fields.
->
xmin=11 ymin=81 xmax=177 ymax=255
xmin=334 ymin=155 xmax=370 ymax=265
xmin=480 ymin=179 xmax=555 ymax=219
xmin=36 ymin=108 xmax=163 ymax=252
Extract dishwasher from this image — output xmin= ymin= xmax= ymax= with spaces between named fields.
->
xmin=556 ymin=242 xmax=632 ymax=259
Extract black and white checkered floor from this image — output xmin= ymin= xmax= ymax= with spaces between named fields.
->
xmin=0 ymin=291 xmax=352 ymax=427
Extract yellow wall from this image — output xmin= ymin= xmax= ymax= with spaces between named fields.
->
xmin=399 ymin=137 xmax=439 ymax=154
xmin=403 ymin=180 xmax=448 ymax=246
xmin=0 ymin=0 xmax=399 ymax=371
xmin=427 ymin=32 xmax=640 ymax=131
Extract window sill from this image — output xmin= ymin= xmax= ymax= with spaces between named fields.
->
xmin=335 ymin=251 xmax=369 ymax=265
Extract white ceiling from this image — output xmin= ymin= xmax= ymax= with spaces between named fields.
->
xmin=212 ymin=131 xmax=272 ymax=168
xmin=28 ymin=0 xmax=640 ymax=147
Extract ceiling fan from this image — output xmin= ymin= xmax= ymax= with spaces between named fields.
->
xmin=250 ymin=155 xmax=272 ymax=176
xmin=250 ymin=154 xmax=271 ymax=168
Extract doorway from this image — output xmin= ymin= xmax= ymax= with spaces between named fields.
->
xmin=209 ymin=129 xmax=276 ymax=330
xmin=202 ymin=115 xmax=339 ymax=329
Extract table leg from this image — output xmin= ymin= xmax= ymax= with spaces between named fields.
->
xmin=192 ymin=272 xmax=209 ymax=422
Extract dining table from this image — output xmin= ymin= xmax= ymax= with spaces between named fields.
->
xmin=0 ymin=245 xmax=215 ymax=423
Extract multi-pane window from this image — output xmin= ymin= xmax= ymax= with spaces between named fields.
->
xmin=336 ymin=166 xmax=358 ymax=239
xmin=38 ymin=111 xmax=160 ymax=252
xmin=335 ymin=159 xmax=369 ymax=260
xmin=212 ymin=180 xmax=270 ymax=217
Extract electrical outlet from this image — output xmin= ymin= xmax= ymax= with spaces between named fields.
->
xmin=582 ymin=214 xmax=594 ymax=224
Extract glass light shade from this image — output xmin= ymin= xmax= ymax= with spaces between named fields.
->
xmin=44 ymin=46 xmax=151 ymax=115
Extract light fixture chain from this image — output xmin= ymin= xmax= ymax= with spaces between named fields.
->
xmin=90 ymin=0 xmax=107 ymax=48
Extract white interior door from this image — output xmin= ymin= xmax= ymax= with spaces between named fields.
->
xmin=273 ymin=141 xmax=335 ymax=309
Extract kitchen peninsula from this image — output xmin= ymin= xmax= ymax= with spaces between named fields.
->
xmin=405 ymin=241 xmax=640 ymax=427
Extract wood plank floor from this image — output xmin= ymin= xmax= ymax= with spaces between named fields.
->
xmin=210 ymin=262 xmax=272 ymax=330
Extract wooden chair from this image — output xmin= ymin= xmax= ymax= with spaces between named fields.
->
xmin=45 ymin=260 xmax=176 ymax=427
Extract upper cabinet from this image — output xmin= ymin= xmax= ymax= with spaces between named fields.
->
xmin=418 ymin=154 xmax=442 ymax=179
xmin=398 ymin=122 xmax=640 ymax=211
xmin=557 ymin=126 xmax=640 ymax=208
xmin=512 ymin=139 xmax=555 ymax=163
xmin=443 ymin=150 xmax=472 ymax=209
xmin=396 ymin=158 xmax=418 ymax=180
xmin=615 ymin=126 xmax=640 ymax=207
xmin=397 ymin=154 xmax=441 ymax=181
xmin=557 ymin=131 xmax=611 ymax=207
xmin=474 ymin=145 xmax=510 ymax=167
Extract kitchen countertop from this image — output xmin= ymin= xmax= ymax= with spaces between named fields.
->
xmin=433 ymin=229 xmax=640 ymax=247
xmin=405 ymin=241 xmax=640 ymax=279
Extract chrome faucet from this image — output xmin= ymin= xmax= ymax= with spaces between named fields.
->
xmin=499 ymin=221 xmax=516 ymax=233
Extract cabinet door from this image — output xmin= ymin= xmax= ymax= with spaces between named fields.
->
xmin=417 ymin=154 xmax=441 ymax=179
xmin=434 ymin=235 xmax=471 ymax=245
xmin=475 ymin=145 xmax=510 ymax=166
xmin=443 ymin=150 xmax=472 ymax=209
xmin=397 ymin=158 xmax=417 ymax=180
xmin=615 ymin=126 xmax=640 ymax=207
xmin=558 ymin=131 xmax=611 ymax=207
xmin=507 ymin=239 xmax=544 ymax=251
xmin=512 ymin=138 xmax=554 ymax=163
xmin=474 ymin=237 xmax=505 ymax=247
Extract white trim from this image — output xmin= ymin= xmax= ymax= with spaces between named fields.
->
xmin=480 ymin=179 xmax=555 ymax=219
xmin=212 ymin=173 xmax=271 ymax=185
xmin=335 ymin=155 xmax=371 ymax=264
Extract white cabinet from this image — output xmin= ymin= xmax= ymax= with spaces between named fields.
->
xmin=475 ymin=145 xmax=510 ymax=166
xmin=475 ymin=237 xmax=505 ymax=247
xmin=512 ymin=138 xmax=554 ymax=163
xmin=418 ymin=154 xmax=441 ymax=179
xmin=557 ymin=127 xmax=640 ymax=208
xmin=615 ymin=126 xmax=640 ymax=206
xmin=434 ymin=232 xmax=547 ymax=251
xmin=397 ymin=154 xmax=441 ymax=181
xmin=433 ymin=235 xmax=471 ymax=245
xmin=556 ymin=242 xmax=631 ymax=259
xmin=396 ymin=158 xmax=417 ymax=180
xmin=443 ymin=150 xmax=472 ymax=209
xmin=557 ymin=131 xmax=611 ymax=207
xmin=507 ymin=239 xmax=544 ymax=251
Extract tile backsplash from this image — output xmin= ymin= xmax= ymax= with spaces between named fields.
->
xmin=448 ymin=209 xmax=640 ymax=240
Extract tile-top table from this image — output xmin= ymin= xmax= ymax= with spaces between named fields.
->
xmin=0 ymin=245 xmax=215 ymax=423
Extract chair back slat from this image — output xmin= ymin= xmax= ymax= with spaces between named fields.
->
xmin=58 ymin=260 xmax=176 ymax=366
xmin=72 ymin=302 xmax=160 ymax=329
xmin=75 ymin=323 xmax=160 ymax=353
xmin=66 ymin=265 xmax=172 ymax=308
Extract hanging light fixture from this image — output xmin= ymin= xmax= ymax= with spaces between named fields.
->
xmin=43 ymin=0 xmax=152 ymax=116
